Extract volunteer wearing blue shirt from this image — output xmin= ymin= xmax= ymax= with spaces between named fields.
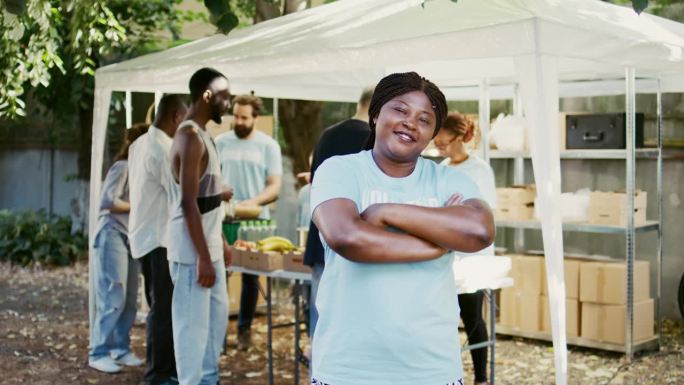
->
xmin=215 ymin=94 xmax=283 ymax=351
xmin=310 ymin=72 xmax=495 ymax=385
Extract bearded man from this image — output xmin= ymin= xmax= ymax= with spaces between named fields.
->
xmin=214 ymin=94 xmax=283 ymax=351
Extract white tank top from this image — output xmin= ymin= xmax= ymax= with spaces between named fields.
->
xmin=166 ymin=120 xmax=224 ymax=264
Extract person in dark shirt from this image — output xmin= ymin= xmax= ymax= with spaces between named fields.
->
xmin=303 ymin=87 xmax=373 ymax=340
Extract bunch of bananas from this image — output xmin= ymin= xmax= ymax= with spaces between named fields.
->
xmin=256 ymin=236 xmax=297 ymax=253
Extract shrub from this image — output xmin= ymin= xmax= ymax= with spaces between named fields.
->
xmin=0 ymin=210 xmax=87 ymax=267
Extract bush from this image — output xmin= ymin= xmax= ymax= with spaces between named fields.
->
xmin=0 ymin=210 xmax=87 ymax=267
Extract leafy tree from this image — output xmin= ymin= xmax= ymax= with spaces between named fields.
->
xmin=0 ymin=0 xmax=204 ymax=178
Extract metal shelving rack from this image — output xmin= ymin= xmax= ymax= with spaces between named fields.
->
xmin=482 ymin=70 xmax=663 ymax=358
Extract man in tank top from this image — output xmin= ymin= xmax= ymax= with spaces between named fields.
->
xmin=167 ymin=67 xmax=232 ymax=385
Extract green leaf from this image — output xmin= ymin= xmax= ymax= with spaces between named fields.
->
xmin=204 ymin=0 xmax=230 ymax=16
xmin=215 ymin=12 xmax=239 ymax=34
xmin=632 ymin=0 xmax=648 ymax=14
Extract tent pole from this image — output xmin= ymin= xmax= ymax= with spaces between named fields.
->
xmin=273 ymin=98 xmax=280 ymax=140
xmin=624 ymin=67 xmax=636 ymax=360
xmin=479 ymin=79 xmax=491 ymax=162
xmin=125 ymin=90 xmax=133 ymax=128
xmin=656 ymin=78 xmax=663 ymax=351
xmin=512 ymin=83 xmax=525 ymax=253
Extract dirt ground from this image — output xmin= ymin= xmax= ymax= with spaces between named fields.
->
xmin=0 ymin=262 xmax=682 ymax=385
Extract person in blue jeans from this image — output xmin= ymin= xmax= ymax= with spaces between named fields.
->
xmin=309 ymin=72 xmax=495 ymax=385
xmin=89 ymin=123 xmax=149 ymax=373
xmin=167 ymin=67 xmax=233 ymax=385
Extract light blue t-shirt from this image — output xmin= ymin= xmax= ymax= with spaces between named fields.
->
xmin=215 ymin=130 xmax=282 ymax=219
xmin=310 ymin=150 xmax=481 ymax=385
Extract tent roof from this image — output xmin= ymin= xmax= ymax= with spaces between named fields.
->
xmin=96 ymin=0 xmax=684 ymax=101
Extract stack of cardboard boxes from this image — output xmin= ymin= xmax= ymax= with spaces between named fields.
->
xmin=498 ymin=255 xmax=655 ymax=345
xmin=579 ymin=260 xmax=654 ymax=344
xmin=495 ymin=186 xmax=649 ymax=226
xmin=495 ymin=186 xmax=535 ymax=221
xmin=499 ymin=255 xmax=544 ymax=332
xmin=230 ymin=246 xmax=310 ymax=273
xmin=540 ymin=259 xmax=581 ymax=337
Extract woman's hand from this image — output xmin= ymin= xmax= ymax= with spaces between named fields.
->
xmin=360 ymin=203 xmax=390 ymax=228
xmin=445 ymin=193 xmax=464 ymax=207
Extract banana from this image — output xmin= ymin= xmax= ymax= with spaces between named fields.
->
xmin=257 ymin=236 xmax=294 ymax=247
xmin=256 ymin=237 xmax=296 ymax=253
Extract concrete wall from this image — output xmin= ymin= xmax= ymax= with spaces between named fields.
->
xmin=0 ymin=149 xmax=84 ymax=219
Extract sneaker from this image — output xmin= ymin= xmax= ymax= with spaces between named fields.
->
xmin=88 ymin=356 xmax=122 ymax=373
xmin=113 ymin=352 xmax=144 ymax=367
xmin=237 ymin=329 xmax=251 ymax=351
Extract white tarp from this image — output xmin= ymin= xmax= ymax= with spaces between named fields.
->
xmin=89 ymin=1 xmax=684 ymax=383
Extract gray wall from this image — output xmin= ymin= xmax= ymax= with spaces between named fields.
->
xmin=0 ymin=149 xmax=84 ymax=220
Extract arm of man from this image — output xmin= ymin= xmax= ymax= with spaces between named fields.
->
xmin=240 ymin=140 xmax=283 ymax=206
xmin=240 ymin=174 xmax=281 ymax=206
xmin=176 ymin=127 xmax=216 ymax=288
xmin=313 ymin=198 xmax=445 ymax=263
xmin=361 ymin=199 xmax=495 ymax=253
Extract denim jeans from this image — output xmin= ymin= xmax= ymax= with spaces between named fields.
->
xmin=89 ymin=224 xmax=139 ymax=360
xmin=237 ymin=273 xmax=259 ymax=331
xmin=169 ymin=259 xmax=228 ymax=385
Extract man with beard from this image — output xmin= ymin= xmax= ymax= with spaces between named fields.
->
xmin=128 ymin=94 xmax=187 ymax=385
xmin=215 ymin=94 xmax=283 ymax=351
xmin=166 ymin=67 xmax=232 ymax=385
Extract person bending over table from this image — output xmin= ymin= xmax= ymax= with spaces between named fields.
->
xmin=310 ymin=72 xmax=495 ymax=385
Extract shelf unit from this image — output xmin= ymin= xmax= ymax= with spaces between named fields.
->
xmin=481 ymin=70 xmax=663 ymax=359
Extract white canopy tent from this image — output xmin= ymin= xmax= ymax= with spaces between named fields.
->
xmin=90 ymin=1 xmax=684 ymax=383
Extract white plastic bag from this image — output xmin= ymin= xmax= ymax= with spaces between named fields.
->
xmin=488 ymin=113 xmax=527 ymax=151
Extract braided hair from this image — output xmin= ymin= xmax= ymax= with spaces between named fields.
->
xmin=365 ymin=72 xmax=447 ymax=150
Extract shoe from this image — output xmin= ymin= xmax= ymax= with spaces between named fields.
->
xmin=113 ymin=352 xmax=144 ymax=367
xmin=237 ymin=329 xmax=251 ymax=351
xmin=88 ymin=356 xmax=122 ymax=373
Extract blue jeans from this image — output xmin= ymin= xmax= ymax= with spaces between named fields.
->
xmin=309 ymin=262 xmax=324 ymax=339
xmin=89 ymin=224 xmax=139 ymax=360
xmin=169 ymin=259 xmax=228 ymax=385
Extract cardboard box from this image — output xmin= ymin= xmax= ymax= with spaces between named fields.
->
xmin=258 ymin=251 xmax=283 ymax=272
xmin=579 ymin=260 xmax=650 ymax=305
xmin=496 ymin=186 xmax=536 ymax=206
xmin=508 ymin=255 xmax=545 ymax=295
xmin=227 ymin=273 xmax=268 ymax=315
xmin=495 ymin=205 xmax=534 ymax=221
xmin=581 ymin=299 xmax=654 ymax=344
xmin=498 ymin=288 xmax=541 ymax=332
xmin=283 ymin=251 xmax=311 ymax=273
xmin=540 ymin=296 xmax=580 ymax=337
xmin=588 ymin=190 xmax=648 ymax=226
xmin=496 ymin=186 xmax=536 ymax=221
xmin=541 ymin=259 xmax=580 ymax=299
xmin=241 ymin=250 xmax=261 ymax=270
xmin=230 ymin=246 xmax=245 ymax=267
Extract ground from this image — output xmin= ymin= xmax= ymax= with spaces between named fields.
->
xmin=0 ymin=262 xmax=682 ymax=385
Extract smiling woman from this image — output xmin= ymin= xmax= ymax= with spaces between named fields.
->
xmin=309 ymin=72 xmax=495 ymax=385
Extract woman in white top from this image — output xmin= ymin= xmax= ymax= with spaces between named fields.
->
xmin=434 ymin=112 xmax=496 ymax=385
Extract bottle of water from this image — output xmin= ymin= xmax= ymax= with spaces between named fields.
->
xmin=269 ymin=219 xmax=277 ymax=238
